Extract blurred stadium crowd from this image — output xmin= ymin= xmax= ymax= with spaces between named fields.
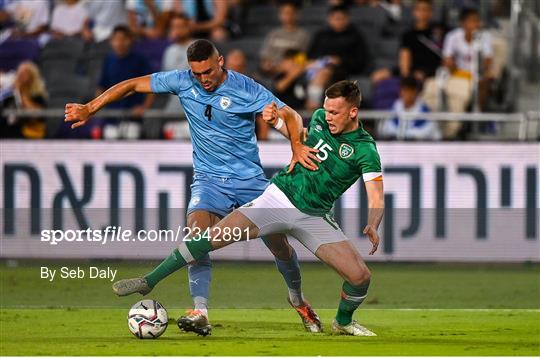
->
xmin=0 ymin=0 xmax=537 ymax=141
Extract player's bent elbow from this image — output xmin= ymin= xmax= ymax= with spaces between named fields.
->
xmin=130 ymin=75 xmax=153 ymax=94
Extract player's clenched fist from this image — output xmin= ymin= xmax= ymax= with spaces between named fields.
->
xmin=262 ymin=101 xmax=279 ymax=126
xmin=64 ymin=103 xmax=91 ymax=129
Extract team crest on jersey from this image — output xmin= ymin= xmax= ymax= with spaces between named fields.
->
xmin=220 ymin=96 xmax=231 ymax=109
xmin=315 ymin=124 xmax=323 ymax=132
xmin=339 ymin=143 xmax=354 ymax=159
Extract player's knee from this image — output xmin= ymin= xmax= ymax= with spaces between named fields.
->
xmin=346 ymin=268 xmax=371 ymax=286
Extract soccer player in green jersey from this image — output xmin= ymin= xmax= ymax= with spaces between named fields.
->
xmin=113 ymin=80 xmax=384 ymax=336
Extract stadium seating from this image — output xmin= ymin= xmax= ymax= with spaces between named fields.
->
xmin=2 ymin=1 xmax=536 ymax=140
xmin=219 ymin=37 xmax=262 ymax=75
xmin=83 ymin=41 xmax=111 ymax=97
xmin=371 ymin=77 xmax=401 ymax=110
xmin=133 ymin=38 xmax=171 ymax=73
xmin=0 ymin=38 xmax=40 ymax=72
xmin=350 ymin=6 xmax=387 ymax=38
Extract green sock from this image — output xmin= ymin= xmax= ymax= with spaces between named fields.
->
xmin=335 ymin=280 xmax=370 ymax=326
xmin=144 ymin=238 xmax=213 ymax=288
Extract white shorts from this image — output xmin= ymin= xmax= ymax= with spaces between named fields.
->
xmin=237 ymin=184 xmax=349 ymax=253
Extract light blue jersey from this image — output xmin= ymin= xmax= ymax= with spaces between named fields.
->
xmin=151 ymin=69 xmax=286 ymax=180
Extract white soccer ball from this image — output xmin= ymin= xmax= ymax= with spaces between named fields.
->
xmin=127 ymin=299 xmax=168 ymax=339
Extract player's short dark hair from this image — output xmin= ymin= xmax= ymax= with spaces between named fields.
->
xmin=328 ymin=4 xmax=349 ymax=16
xmin=460 ymin=7 xmax=480 ymax=22
xmin=325 ymin=80 xmax=361 ymax=107
xmin=187 ymin=39 xmax=219 ymax=62
xmin=111 ymin=25 xmax=132 ymax=38
xmin=400 ymin=77 xmax=419 ymax=90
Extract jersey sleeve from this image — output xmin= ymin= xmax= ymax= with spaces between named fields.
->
xmin=250 ymin=81 xmax=286 ymax=113
xmin=150 ymin=70 xmax=188 ymax=95
xmin=358 ymin=143 xmax=383 ymax=182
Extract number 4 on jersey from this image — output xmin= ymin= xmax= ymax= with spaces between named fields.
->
xmin=314 ymin=139 xmax=333 ymax=161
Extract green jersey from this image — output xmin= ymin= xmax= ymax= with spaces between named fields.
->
xmin=272 ymin=108 xmax=382 ymax=216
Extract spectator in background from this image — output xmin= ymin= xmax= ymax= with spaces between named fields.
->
xmin=2 ymin=0 xmax=49 ymax=38
xmin=162 ymin=13 xmax=193 ymax=114
xmin=126 ymin=0 xmax=172 ymax=39
xmin=306 ymin=5 xmax=370 ymax=109
xmin=225 ymin=48 xmax=246 ymax=74
xmin=423 ymin=7 xmax=493 ymax=139
xmin=442 ymin=7 xmax=493 ymax=94
xmin=162 ymin=12 xmax=194 ymax=72
xmin=339 ymin=0 xmax=406 ymax=36
xmin=379 ymin=77 xmax=440 ymax=140
xmin=50 ymin=0 xmax=92 ymax=40
xmin=98 ymin=25 xmax=154 ymax=139
xmin=378 ymin=0 xmax=403 ymax=24
xmin=0 ymin=61 xmax=47 ymax=138
xmin=400 ymin=0 xmax=444 ymax=83
xmin=84 ymin=0 xmax=128 ymax=43
xmin=169 ymin=0 xmax=229 ymax=42
xmin=438 ymin=0 xmax=483 ymax=29
xmin=273 ymin=48 xmax=307 ymax=110
xmin=259 ymin=1 xmax=310 ymax=78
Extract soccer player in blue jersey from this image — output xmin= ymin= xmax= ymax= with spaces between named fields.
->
xmin=64 ymin=39 xmax=322 ymax=336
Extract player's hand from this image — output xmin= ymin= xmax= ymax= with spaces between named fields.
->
xmin=262 ymin=101 xmax=278 ymax=126
xmin=288 ymin=142 xmax=320 ymax=173
xmin=363 ymin=225 xmax=380 ymax=255
xmin=64 ymin=103 xmax=91 ymax=129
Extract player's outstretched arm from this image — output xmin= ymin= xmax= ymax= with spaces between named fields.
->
xmin=64 ymin=75 xmax=153 ymax=129
xmin=363 ymin=179 xmax=384 ymax=255
xmin=262 ymin=102 xmax=319 ymax=171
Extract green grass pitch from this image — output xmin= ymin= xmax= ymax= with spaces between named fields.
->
xmin=1 ymin=261 xmax=539 ymax=355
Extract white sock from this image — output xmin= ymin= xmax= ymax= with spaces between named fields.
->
xmin=193 ymin=297 xmax=208 ymax=318
xmin=288 ymin=288 xmax=304 ymax=307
